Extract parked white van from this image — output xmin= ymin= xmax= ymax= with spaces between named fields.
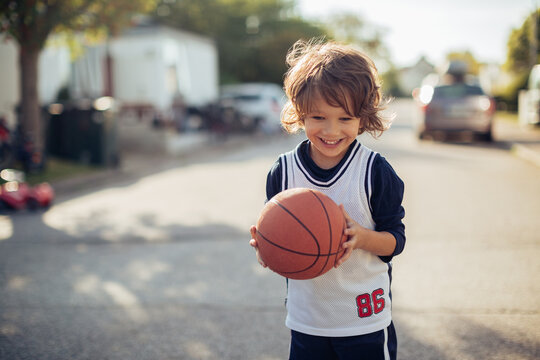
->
xmin=220 ymin=83 xmax=287 ymax=134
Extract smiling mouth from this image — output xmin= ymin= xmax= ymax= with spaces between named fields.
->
xmin=321 ymin=138 xmax=341 ymax=145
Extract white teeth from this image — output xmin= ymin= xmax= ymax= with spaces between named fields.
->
xmin=322 ymin=139 xmax=339 ymax=145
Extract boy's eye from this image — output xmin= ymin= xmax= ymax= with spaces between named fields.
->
xmin=340 ymin=117 xmax=352 ymax=121
xmin=311 ymin=116 xmax=325 ymax=120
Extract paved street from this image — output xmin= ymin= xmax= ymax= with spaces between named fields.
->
xmin=0 ymin=99 xmax=539 ymax=360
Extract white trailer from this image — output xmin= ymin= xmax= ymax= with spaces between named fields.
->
xmin=70 ymin=25 xmax=218 ymax=114
xmin=69 ymin=25 xmax=220 ymax=154
xmin=110 ymin=26 xmax=218 ymax=112
xmin=1 ymin=26 xmax=219 ymax=125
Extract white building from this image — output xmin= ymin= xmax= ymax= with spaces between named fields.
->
xmin=71 ymin=26 xmax=219 ymax=112
xmin=398 ymin=57 xmax=435 ymax=96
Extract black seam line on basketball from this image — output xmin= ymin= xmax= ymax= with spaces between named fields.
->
xmin=271 ymin=198 xmax=322 ymax=258
xmin=308 ymin=190 xmax=333 ymax=276
xmin=293 ymin=142 xmax=361 ymax=188
xmin=256 ymin=228 xmax=341 ymax=274
xmin=257 ymin=229 xmax=344 ymax=257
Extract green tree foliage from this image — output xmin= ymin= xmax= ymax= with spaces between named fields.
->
xmin=495 ymin=70 xmax=529 ymax=111
xmin=0 ymin=0 xmax=157 ymax=161
xmin=322 ymin=13 xmax=390 ymax=70
xmin=505 ymin=9 xmax=539 ymax=74
xmin=380 ymin=66 xmax=404 ymax=98
xmin=446 ymin=51 xmax=481 ymax=75
xmin=153 ymin=1 xmax=393 ymax=86
xmin=497 ymin=9 xmax=540 ymax=111
xmin=153 ymin=0 xmax=326 ymax=84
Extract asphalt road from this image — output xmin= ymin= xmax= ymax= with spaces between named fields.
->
xmin=0 ymin=100 xmax=539 ymax=360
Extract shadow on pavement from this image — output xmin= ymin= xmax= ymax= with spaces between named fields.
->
xmin=0 ymin=209 xmax=290 ymax=360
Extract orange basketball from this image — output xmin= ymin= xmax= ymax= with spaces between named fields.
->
xmin=255 ymin=188 xmax=347 ymax=280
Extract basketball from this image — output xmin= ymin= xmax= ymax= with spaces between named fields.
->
xmin=255 ymin=188 xmax=347 ymax=280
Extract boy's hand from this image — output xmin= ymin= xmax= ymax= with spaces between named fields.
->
xmin=335 ymin=205 xmax=368 ymax=267
xmin=249 ymin=225 xmax=267 ymax=268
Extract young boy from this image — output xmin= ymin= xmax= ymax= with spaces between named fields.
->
xmin=249 ymin=39 xmax=405 ymax=360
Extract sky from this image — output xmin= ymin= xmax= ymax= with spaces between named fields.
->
xmin=297 ymin=0 xmax=537 ymax=68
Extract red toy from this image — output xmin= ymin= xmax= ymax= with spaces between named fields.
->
xmin=255 ymin=188 xmax=347 ymax=280
xmin=0 ymin=169 xmax=54 ymax=211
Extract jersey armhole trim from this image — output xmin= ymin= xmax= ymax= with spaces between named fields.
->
xmin=365 ymin=151 xmax=377 ymax=214
xmin=280 ymin=155 xmax=288 ymax=191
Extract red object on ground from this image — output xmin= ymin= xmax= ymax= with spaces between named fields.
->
xmin=0 ymin=169 xmax=54 ymax=211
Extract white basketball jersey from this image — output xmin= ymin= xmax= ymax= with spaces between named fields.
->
xmin=280 ymin=141 xmax=392 ymax=337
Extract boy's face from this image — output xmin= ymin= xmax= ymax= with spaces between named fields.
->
xmin=303 ymin=96 xmax=361 ymax=169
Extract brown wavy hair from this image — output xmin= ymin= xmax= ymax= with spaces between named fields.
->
xmin=281 ymin=38 xmax=391 ymax=137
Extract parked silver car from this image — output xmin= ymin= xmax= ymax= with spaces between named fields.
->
xmin=414 ymin=83 xmax=496 ymax=141
xmin=220 ymin=83 xmax=286 ymax=134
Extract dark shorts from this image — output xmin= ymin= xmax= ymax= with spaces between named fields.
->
xmin=289 ymin=322 xmax=397 ymax=360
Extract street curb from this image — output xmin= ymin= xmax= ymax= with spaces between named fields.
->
xmin=51 ymin=168 xmax=123 ymax=197
xmin=511 ymin=144 xmax=540 ymax=168
xmin=50 ymin=132 xmax=260 ymax=197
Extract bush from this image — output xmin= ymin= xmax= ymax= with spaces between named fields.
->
xmin=493 ymin=71 xmax=529 ymax=112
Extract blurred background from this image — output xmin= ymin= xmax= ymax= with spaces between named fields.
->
xmin=0 ymin=0 xmax=538 ymax=177
xmin=0 ymin=2 xmax=539 ymax=360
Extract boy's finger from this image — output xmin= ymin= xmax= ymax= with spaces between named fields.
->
xmin=340 ymin=204 xmax=352 ymax=220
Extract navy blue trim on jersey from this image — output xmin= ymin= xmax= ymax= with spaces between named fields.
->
xmin=282 ymin=155 xmax=289 ymax=191
xmin=293 ymin=140 xmax=362 ymax=188
xmin=387 ymin=262 xmax=393 ymax=303
xmin=365 ymin=151 xmax=376 ymax=214
xmin=266 ymin=157 xmax=283 ymax=201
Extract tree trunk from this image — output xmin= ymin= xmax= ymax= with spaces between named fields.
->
xmin=104 ymin=40 xmax=114 ymax=97
xmin=18 ymin=44 xmax=43 ymax=157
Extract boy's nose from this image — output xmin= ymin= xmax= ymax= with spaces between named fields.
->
xmin=324 ymin=119 xmax=340 ymax=134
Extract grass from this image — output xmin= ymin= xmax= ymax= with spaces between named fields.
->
xmin=25 ymin=157 xmax=102 ymax=185
xmin=495 ymin=111 xmax=518 ymax=124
